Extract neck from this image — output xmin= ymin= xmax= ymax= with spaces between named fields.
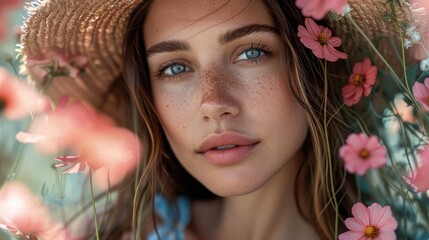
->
xmin=190 ymin=149 xmax=320 ymax=240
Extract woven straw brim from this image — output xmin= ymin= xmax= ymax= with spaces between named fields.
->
xmin=20 ymin=0 xmax=413 ymax=123
xmin=330 ymin=0 xmax=413 ymax=69
xmin=20 ymin=0 xmax=142 ymax=122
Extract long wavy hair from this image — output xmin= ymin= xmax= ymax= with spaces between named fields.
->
xmin=95 ymin=0 xmax=356 ymax=239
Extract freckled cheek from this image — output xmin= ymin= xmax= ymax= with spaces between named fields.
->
xmin=242 ymin=71 xmax=306 ymax=132
xmin=152 ymin=87 xmax=194 ymax=132
xmin=239 ymin=72 xmax=296 ymax=110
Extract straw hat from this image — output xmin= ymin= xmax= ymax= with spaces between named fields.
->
xmin=20 ymin=0 xmax=142 ymax=123
xmin=20 ymin=0 xmax=413 ymax=122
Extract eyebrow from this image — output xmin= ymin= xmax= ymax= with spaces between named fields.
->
xmin=219 ymin=24 xmax=278 ymax=45
xmin=146 ymin=24 xmax=278 ymax=57
xmin=146 ymin=40 xmax=191 ymax=57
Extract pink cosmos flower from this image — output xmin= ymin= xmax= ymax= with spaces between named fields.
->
xmin=54 ymin=125 xmax=141 ymax=188
xmin=0 ymin=182 xmax=71 ymax=240
xmin=26 ymin=48 xmax=88 ymax=82
xmin=297 ymin=18 xmax=348 ymax=62
xmin=339 ymin=133 xmax=387 ymax=175
xmin=16 ymin=99 xmax=142 ymax=188
xmin=393 ymin=95 xmax=415 ymax=124
xmin=0 ymin=67 xmax=47 ymax=120
xmin=342 ymin=58 xmax=377 ymax=106
xmin=339 ymin=202 xmax=398 ymax=240
xmin=412 ymin=77 xmax=429 ymax=111
xmin=295 ymin=0 xmax=348 ymax=20
xmin=406 ymin=147 xmax=429 ymax=192
xmin=0 ymin=0 xmax=21 ymax=41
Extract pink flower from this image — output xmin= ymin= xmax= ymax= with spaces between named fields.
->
xmin=406 ymin=147 xmax=429 ymax=192
xmin=412 ymin=78 xmax=429 ymax=111
xmin=393 ymin=95 xmax=415 ymax=124
xmin=0 ymin=0 xmax=21 ymax=41
xmin=26 ymin=48 xmax=87 ymax=83
xmin=54 ymin=126 xmax=141 ymax=188
xmin=0 ymin=67 xmax=47 ymax=120
xmin=17 ymin=99 xmax=142 ymax=188
xmin=339 ymin=133 xmax=387 ymax=175
xmin=342 ymin=58 xmax=377 ymax=106
xmin=295 ymin=0 xmax=348 ymax=20
xmin=339 ymin=202 xmax=398 ymax=240
xmin=297 ymin=18 xmax=347 ymax=62
xmin=0 ymin=182 xmax=71 ymax=240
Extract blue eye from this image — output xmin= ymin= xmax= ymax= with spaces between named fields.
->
xmin=237 ymin=48 xmax=265 ymax=61
xmin=164 ymin=63 xmax=188 ymax=75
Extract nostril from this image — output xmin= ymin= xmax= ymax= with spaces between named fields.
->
xmin=220 ymin=112 xmax=231 ymax=117
xmin=200 ymin=102 xmax=239 ymax=121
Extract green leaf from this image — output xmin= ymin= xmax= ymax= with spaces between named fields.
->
xmin=406 ymin=63 xmax=419 ymax=87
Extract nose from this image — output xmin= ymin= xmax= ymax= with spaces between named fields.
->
xmin=199 ymin=68 xmax=240 ymax=121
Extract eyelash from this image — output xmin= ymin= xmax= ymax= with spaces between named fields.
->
xmin=154 ymin=43 xmax=272 ymax=79
xmin=235 ymin=43 xmax=272 ymax=64
xmin=154 ymin=60 xmax=188 ymax=79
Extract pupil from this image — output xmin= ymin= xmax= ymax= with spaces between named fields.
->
xmin=246 ymin=49 xmax=261 ymax=59
xmin=171 ymin=64 xmax=185 ymax=74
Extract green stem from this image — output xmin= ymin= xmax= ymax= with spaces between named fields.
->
xmin=54 ymin=169 xmax=67 ymax=223
xmin=89 ymin=171 xmax=100 ymax=240
xmin=397 ymin=28 xmax=422 ymax=113
xmin=398 ymin=27 xmax=411 ymax=94
xmin=64 ymin=189 xmax=115 ymax=227
xmin=345 ymin=15 xmax=406 ymax=91
xmin=323 ymin=60 xmax=339 ymax=238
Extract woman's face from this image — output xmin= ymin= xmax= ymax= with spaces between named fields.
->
xmin=145 ymin=0 xmax=308 ymax=196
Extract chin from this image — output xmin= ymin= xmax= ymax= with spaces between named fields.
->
xmin=201 ymin=174 xmax=271 ymax=197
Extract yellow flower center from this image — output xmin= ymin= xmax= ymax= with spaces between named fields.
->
xmin=364 ymin=226 xmax=379 ymax=238
xmin=317 ymin=33 xmax=329 ymax=46
xmin=353 ymin=74 xmax=366 ymax=87
xmin=359 ymin=149 xmax=370 ymax=159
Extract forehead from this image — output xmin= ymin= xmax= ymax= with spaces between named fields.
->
xmin=144 ymin=0 xmax=274 ymax=47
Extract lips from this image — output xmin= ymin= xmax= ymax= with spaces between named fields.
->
xmin=196 ymin=131 xmax=260 ymax=165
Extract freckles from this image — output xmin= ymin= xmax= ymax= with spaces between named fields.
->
xmin=161 ymin=88 xmax=189 ymax=112
xmin=246 ymin=73 xmax=278 ymax=112
xmin=200 ymin=65 xmax=235 ymax=104
xmin=155 ymin=87 xmax=192 ymax=131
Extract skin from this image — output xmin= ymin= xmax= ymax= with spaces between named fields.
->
xmin=145 ymin=0 xmax=318 ymax=239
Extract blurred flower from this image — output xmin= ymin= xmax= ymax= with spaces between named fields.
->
xmin=408 ymin=0 xmax=429 ymax=60
xmin=412 ymin=77 xmax=429 ymax=111
xmin=54 ymin=126 xmax=141 ymax=188
xmin=393 ymin=95 xmax=415 ymax=124
xmin=297 ymin=18 xmax=347 ymax=62
xmin=26 ymin=48 xmax=87 ymax=82
xmin=16 ymin=99 xmax=114 ymax=152
xmin=406 ymin=147 xmax=429 ymax=192
xmin=16 ymin=99 xmax=142 ymax=188
xmin=0 ymin=181 xmax=71 ymax=240
xmin=0 ymin=67 xmax=47 ymax=120
xmin=15 ymin=131 xmax=46 ymax=143
xmin=338 ymin=202 xmax=397 ymax=240
xmin=420 ymin=57 xmax=429 ymax=71
xmin=0 ymin=0 xmax=21 ymax=41
xmin=342 ymin=58 xmax=377 ymax=106
xmin=295 ymin=0 xmax=348 ymax=20
xmin=339 ymin=133 xmax=387 ymax=175
xmin=404 ymin=25 xmax=421 ymax=49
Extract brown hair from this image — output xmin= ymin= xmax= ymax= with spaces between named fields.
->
xmin=95 ymin=0 xmax=356 ymax=239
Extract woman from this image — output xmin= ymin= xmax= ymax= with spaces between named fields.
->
xmin=20 ymin=0 xmax=379 ymax=239
xmin=120 ymin=0 xmax=354 ymax=239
